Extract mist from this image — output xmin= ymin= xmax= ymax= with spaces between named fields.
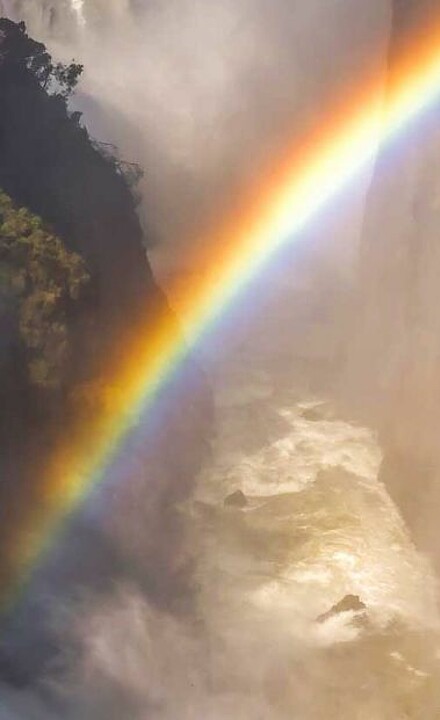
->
xmin=6 ymin=1 xmax=389 ymax=259
xmin=2 ymin=1 xmax=440 ymax=719
xmin=33 ymin=0 xmax=391 ymax=369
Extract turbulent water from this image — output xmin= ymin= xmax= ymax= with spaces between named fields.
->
xmin=184 ymin=359 xmax=440 ymax=718
xmin=22 ymin=358 xmax=437 ymax=719
xmin=2 ymin=2 xmax=440 ymax=718
xmin=2 ymin=362 xmax=440 ymax=717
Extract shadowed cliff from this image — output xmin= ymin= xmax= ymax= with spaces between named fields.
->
xmin=343 ymin=0 xmax=440 ymax=566
xmin=0 ymin=18 xmax=212 ymax=690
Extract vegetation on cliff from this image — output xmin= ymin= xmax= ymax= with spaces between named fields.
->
xmin=0 ymin=23 xmax=211 ymax=679
xmin=0 ymin=190 xmax=89 ymax=389
xmin=0 ymin=17 xmax=153 ymax=332
xmin=0 ymin=17 xmax=163 ymax=428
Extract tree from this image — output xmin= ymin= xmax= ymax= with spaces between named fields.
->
xmin=0 ymin=18 xmax=83 ymax=98
xmin=0 ymin=191 xmax=90 ymax=389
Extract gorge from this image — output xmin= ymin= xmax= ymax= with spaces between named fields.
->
xmin=1 ymin=2 xmax=440 ymax=719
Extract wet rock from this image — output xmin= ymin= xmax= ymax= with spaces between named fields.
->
xmin=224 ymin=490 xmax=248 ymax=508
xmin=301 ymin=405 xmax=328 ymax=422
xmin=317 ymin=594 xmax=367 ymax=623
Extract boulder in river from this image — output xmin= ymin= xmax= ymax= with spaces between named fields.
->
xmin=224 ymin=490 xmax=248 ymax=509
xmin=317 ymin=594 xmax=367 ymax=623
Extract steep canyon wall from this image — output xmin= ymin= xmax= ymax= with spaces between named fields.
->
xmin=345 ymin=0 xmax=440 ymax=562
xmin=0 ymin=19 xmax=211 ymax=687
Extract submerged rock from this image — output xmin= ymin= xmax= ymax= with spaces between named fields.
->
xmin=224 ymin=490 xmax=248 ymax=509
xmin=301 ymin=403 xmax=332 ymax=422
xmin=317 ymin=594 xmax=367 ymax=623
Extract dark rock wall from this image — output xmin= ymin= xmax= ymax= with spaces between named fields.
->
xmin=0 ymin=19 xmax=212 ymax=687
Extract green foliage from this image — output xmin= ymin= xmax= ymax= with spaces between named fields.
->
xmin=0 ymin=191 xmax=89 ymax=389
xmin=0 ymin=18 xmax=148 ymax=274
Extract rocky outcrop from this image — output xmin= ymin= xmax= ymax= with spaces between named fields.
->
xmin=0 ymin=19 xmax=212 ymax=688
xmin=224 ymin=489 xmax=248 ymax=508
xmin=317 ymin=594 xmax=367 ymax=623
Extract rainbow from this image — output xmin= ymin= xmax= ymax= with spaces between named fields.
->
xmin=5 ymin=20 xmax=440 ymax=604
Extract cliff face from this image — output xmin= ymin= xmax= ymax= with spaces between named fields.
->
xmin=0 ymin=19 xmax=211 ymax=687
xmin=0 ymin=19 xmax=155 ymax=333
xmin=345 ymin=1 xmax=440 ymax=559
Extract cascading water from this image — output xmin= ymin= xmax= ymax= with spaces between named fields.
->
xmin=70 ymin=0 xmax=85 ymax=26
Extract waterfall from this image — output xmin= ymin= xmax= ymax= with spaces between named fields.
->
xmin=70 ymin=0 xmax=85 ymax=26
xmin=3 ymin=3 xmax=440 ymax=718
xmin=0 ymin=0 xmax=92 ymax=35
xmin=0 ymin=0 xmax=16 ymax=19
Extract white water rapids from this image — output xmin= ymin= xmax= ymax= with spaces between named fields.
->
xmin=2 ymin=361 xmax=440 ymax=718
xmin=185 ymin=359 xmax=440 ymax=718
xmin=1 ymin=2 xmax=440 ymax=718
xmin=37 ymin=359 xmax=438 ymax=719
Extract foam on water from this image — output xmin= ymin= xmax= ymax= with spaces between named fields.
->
xmin=192 ymin=363 xmax=439 ymax=649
